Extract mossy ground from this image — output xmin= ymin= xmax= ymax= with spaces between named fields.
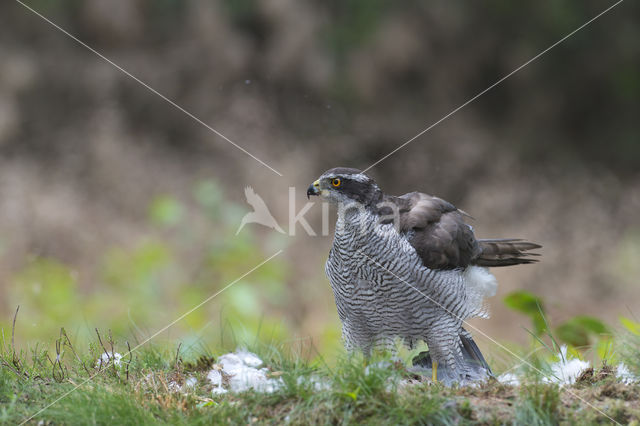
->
xmin=1 ymin=335 xmax=639 ymax=426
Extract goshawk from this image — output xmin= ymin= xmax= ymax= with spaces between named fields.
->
xmin=307 ymin=167 xmax=540 ymax=385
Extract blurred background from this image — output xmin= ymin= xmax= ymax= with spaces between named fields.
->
xmin=0 ymin=0 xmax=638 ymax=362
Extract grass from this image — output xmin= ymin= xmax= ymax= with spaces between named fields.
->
xmin=1 ymin=335 xmax=639 ymax=426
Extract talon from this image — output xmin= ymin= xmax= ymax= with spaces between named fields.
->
xmin=432 ymin=360 xmax=438 ymax=383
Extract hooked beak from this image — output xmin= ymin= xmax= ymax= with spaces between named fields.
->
xmin=307 ymin=180 xmax=320 ymax=199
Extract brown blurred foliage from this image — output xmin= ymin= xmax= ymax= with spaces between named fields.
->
xmin=0 ymin=0 xmax=638 ymax=350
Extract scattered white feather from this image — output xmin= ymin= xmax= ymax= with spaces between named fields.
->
xmin=617 ymin=363 xmax=638 ymax=385
xmin=211 ymin=349 xmax=282 ymax=394
xmin=364 ymin=360 xmax=393 ymax=375
xmin=543 ymin=346 xmax=590 ymax=386
xmin=499 ymin=346 xmax=596 ymax=386
xmin=498 ymin=372 xmax=521 ymax=386
xmin=211 ymin=386 xmax=228 ymax=395
xmin=295 ymin=375 xmax=330 ymax=391
xmin=95 ymin=352 xmax=122 ymax=367
xmin=311 ymin=376 xmax=331 ymax=391
xmin=207 ymin=369 xmax=223 ymax=386
xmin=168 ymin=380 xmax=182 ymax=393
xmin=208 ymin=369 xmax=228 ymax=394
xmin=185 ymin=376 xmax=198 ymax=388
xmin=235 ymin=350 xmax=263 ymax=368
xmin=398 ymin=378 xmax=420 ymax=389
xmin=168 ymin=376 xmax=199 ymax=394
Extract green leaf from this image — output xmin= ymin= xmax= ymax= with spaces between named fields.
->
xmin=555 ymin=323 xmax=589 ymax=348
xmin=503 ymin=291 xmax=547 ymax=335
xmin=570 ymin=316 xmax=609 ymax=334
xmin=341 ymin=386 xmax=360 ymax=401
xmin=596 ymin=336 xmax=615 ymax=362
xmin=620 ymin=316 xmax=640 ymax=335
xmin=503 ymin=291 xmax=544 ymax=315
xmin=555 ymin=316 xmax=610 ymax=348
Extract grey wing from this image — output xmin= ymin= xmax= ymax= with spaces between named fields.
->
xmin=396 ymin=192 xmax=480 ymax=270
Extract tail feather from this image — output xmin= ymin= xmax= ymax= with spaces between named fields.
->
xmin=460 ymin=329 xmax=493 ymax=377
xmin=473 ymin=238 xmax=541 ymax=267
xmin=411 ymin=329 xmax=492 ymax=386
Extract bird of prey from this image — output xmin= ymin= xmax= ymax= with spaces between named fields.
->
xmin=307 ymin=167 xmax=540 ymax=385
xmin=236 ymin=186 xmax=285 ymax=235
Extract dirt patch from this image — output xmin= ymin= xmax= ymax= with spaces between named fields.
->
xmin=183 ymin=355 xmax=216 ymax=373
xmin=598 ymin=383 xmax=639 ymax=401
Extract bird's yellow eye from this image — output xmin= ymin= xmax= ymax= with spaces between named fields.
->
xmin=332 ymin=178 xmax=341 ymax=187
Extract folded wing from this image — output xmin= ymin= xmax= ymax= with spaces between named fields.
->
xmin=391 ymin=192 xmax=540 ymax=269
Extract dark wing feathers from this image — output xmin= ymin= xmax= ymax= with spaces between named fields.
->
xmin=473 ymin=239 xmax=541 ymax=267
xmin=396 ymin=192 xmax=480 ymax=269
xmin=401 ymin=193 xmax=456 ymax=228
xmin=392 ymin=192 xmax=541 ymax=270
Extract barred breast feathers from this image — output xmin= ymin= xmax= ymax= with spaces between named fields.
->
xmin=329 ymin=208 xmax=496 ymax=323
xmin=372 ymin=215 xmax=496 ymax=322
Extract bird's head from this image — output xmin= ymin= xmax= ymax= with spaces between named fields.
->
xmin=307 ymin=167 xmax=381 ymax=205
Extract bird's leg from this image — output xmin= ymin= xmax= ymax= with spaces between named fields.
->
xmin=432 ymin=360 xmax=438 ymax=382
